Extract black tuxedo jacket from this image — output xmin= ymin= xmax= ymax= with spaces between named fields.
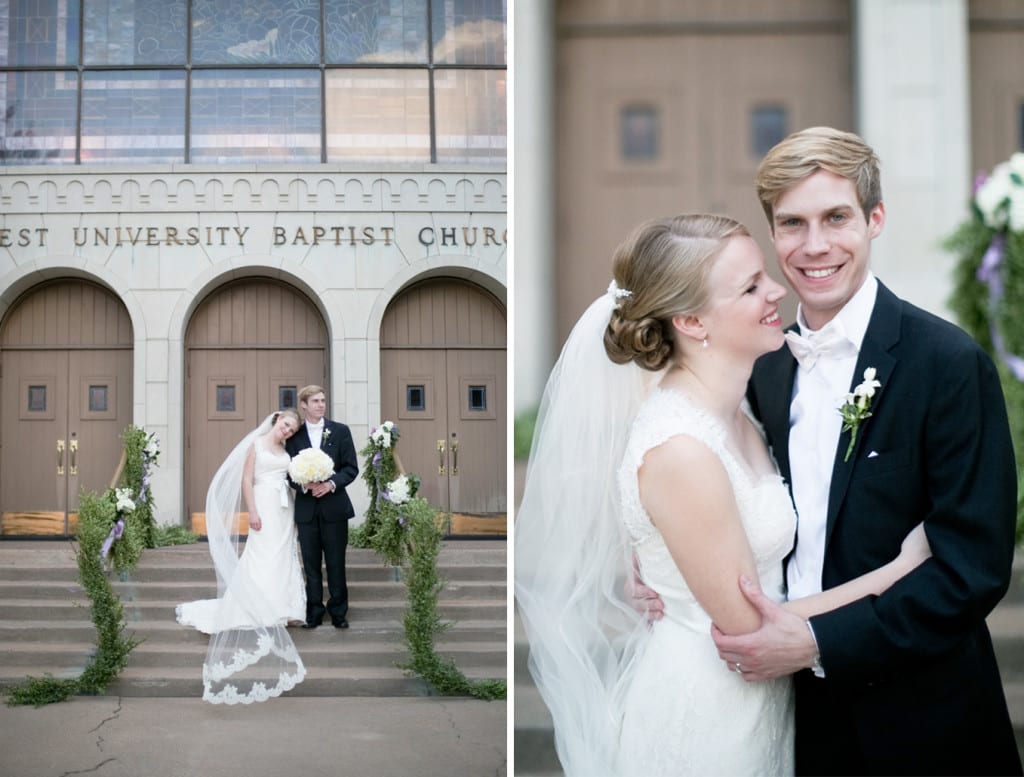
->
xmin=286 ymin=419 xmax=359 ymax=523
xmin=748 ymin=281 xmax=1021 ymax=775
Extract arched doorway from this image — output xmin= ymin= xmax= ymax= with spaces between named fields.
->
xmin=185 ymin=279 xmax=328 ymax=531
xmin=380 ymin=278 xmax=506 ymax=534
xmin=0 ymin=280 xmax=134 ymax=536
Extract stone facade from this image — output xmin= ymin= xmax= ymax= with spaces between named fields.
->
xmin=0 ymin=166 xmax=507 ymax=524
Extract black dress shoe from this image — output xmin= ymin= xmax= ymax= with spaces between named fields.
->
xmin=302 ymin=614 xmax=324 ymax=629
xmin=332 ymin=617 xmax=349 ymax=629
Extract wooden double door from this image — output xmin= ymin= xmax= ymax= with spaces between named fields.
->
xmin=380 ymin=279 xmax=506 ymax=518
xmin=0 ymin=282 xmax=133 ymax=535
xmin=185 ymin=280 xmax=328 ymax=530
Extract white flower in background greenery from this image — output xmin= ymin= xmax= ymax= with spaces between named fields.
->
xmin=385 ymin=474 xmax=412 ymax=505
xmin=114 ymin=488 xmax=136 ymax=514
xmin=370 ymin=420 xmax=399 ymax=449
xmin=974 ymin=152 xmax=1024 ymax=231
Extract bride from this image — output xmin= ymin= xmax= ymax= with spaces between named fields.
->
xmin=176 ymin=409 xmax=307 ymax=704
xmin=514 ymin=215 xmax=930 ymax=775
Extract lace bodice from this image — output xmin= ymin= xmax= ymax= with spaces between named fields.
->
xmin=617 ymin=389 xmax=797 ymax=628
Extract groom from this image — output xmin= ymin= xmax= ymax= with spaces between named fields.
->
xmin=710 ymin=127 xmax=1021 ymax=775
xmin=287 ymin=384 xmax=359 ymax=629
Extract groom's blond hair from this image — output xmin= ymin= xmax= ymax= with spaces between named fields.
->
xmin=756 ymin=126 xmax=882 ymax=227
xmin=298 ymin=385 xmax=326 ymax=405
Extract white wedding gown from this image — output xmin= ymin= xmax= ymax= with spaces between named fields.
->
xmin=177 ymin=439 xmax=306 ymax=634
xmin=616 ymin=389 xmax=796 ymax=776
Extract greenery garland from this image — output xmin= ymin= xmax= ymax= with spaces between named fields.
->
xmin=359 ymin=422 xmax=506 ymax=700
xmin=945 ymin=152 xmax=1024 ymax=542
xmin=4 ymin=427 xmax=159 ymax=706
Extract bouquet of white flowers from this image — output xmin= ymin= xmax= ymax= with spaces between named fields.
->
xmin=288 ymin=448 xmax=334 ymax=486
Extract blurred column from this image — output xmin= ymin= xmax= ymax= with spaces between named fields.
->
xmin=855 ymin=0 xmax=970 ymax=320
xmin=513 ymin=0 xmax=557 ymax=414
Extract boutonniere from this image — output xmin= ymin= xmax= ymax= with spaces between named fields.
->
xmin=839 ymin=367 xmax=881 ymax=462
xmin=321 ymin=427 xmax=332 ymax=448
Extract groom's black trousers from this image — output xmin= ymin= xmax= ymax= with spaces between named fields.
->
xmin=297 ymin=507 xmax=348 ymax=621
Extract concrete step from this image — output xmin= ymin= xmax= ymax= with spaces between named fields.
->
xmin=0 ymin=664 xmax=506 ymax=698
xmin=0 ymin=638 xmax=506 ymax=670
xmin=0 ymin=579 xmax=506 ymax=602
xmin=0 ymin=598 xmax=505 ymax=622
xmin=0 ymin=539 xmax=507 ymax=699
xmin=0 ymin=617 xmax=505 ymax=644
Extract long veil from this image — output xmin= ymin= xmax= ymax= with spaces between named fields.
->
xmin=200 ymin=413 xmax=306 ymax=704
xmin=514 ymin=292 xmax=662 ymax=775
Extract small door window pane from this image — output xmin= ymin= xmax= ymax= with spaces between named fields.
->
xmin=216 ymin=385 xmax=236 ymax=412
xmin=752 ymin=105 xmax=788 ymax=158
xmin=407 ymin=384 xmax=426 ymax=411
xmin=279 ymin=386 xmax=297 ymax=409
xmin=28 ymin=385 xmax=47 ymax=412
xmin=88 ymin=385 xmax=109 ymax=412
xmin=468 ymin=385 xmax=487 ymax=411
xmin=620 ymin=105 xmax=659 ymax=161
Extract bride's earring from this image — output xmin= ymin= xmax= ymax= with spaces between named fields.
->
xmin=702 ymin=337 xmax=708 ymax=350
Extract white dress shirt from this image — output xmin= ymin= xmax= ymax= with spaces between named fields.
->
xmin=306 ymin=419 xmax=324 ymax=450
xmin=786 ymin=274 xmax=878 ymax=599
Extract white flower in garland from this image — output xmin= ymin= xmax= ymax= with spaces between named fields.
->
xmin=974 ymin=152 xmax=1024 ymax=231
xmin=370 ymin=420 xmax=399 ymax=449
xmin=385 ymin=474 xmax=412 ymax=505
xmin=114 ymin=487 xmax=136 ymax=514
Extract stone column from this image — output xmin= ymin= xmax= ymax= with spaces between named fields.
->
xmin=855 ymin=0 xmax=970 ymax=319
xmin=513 ymin=0 xmax=557 ymax=413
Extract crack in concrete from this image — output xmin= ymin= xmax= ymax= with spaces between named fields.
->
xmin=436 ymin=700 xmax=462 ymax=740
xmin=88 ymin=696 xmax=124 ymax=754
xmin=59 ymin=758 xmax=116 ymax=776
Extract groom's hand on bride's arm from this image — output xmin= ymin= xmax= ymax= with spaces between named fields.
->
xmin=710 ymin=575 xmax=816 ymax=682
xmin=625 ymin=552 xmax=664 ymax=623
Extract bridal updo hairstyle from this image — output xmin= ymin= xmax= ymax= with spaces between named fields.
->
xmin=272 ymin=408 xmax=301 ymax=427
xmin=603 ymin=214 xmax=750 ymax=371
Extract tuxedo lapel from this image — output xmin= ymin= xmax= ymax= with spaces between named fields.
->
xmin=754 ymin=333 xmax=799 ymax=484
xmin=824 ymin=282 xmax=901 ymax=548
xmin=295 ymin=423 xmax=312 ymax=452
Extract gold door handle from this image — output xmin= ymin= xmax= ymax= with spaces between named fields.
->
xmin=69 ymin=439 xmax=78 ymax=476
xmin=450 ymin=434 xmax=458 ymax=476
xmin=57 ymin=439 xmax=65 ymax=476
xmin=437 ymin=440 xmax=446 ymax=475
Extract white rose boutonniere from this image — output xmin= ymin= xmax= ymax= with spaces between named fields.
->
xmin=321 ymin=427 xmax=332 ymax=447
xmin=839 ymin=367 xmax=881 ymax=462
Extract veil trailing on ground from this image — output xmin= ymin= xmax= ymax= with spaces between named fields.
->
xmin=201 ymin=413 xmax=305 ymax=704
xmin=514 ymin=291 xmax=662 ymax=775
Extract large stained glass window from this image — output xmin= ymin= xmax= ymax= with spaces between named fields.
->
xmin=83 ymin=0 xmax=187 ymax=65
xmin=0 ymin=1 xmax=81 ymax=66
xmin=0 ymin=71 xmax=78 ymax=162
xmin=191 ymin=0 xmax=321 ymax=65
xmin=0 ymin=0 xmax=506 ymax=165
xmin=326 ymin=69 xmax=430 ymax=162
xmin=81 ymin=70 xmax=186 ymax=162
xmin=191 ymin=69 xmax=321 ymax=162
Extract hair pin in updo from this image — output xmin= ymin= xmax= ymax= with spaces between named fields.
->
xmin=606 ymin=279 xmax=633 ymax=307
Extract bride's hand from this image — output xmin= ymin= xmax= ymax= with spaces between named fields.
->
xmin=899 ymin=523 xmax=931 ymax=566
xmin=249 ymin=514 xmax=262 ymax=532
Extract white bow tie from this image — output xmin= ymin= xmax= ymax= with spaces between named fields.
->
xmin=785 ymin=321 xmax=858 ymax=371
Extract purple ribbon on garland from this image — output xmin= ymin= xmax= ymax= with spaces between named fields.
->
xmin=977 ymin=233 xmax=1024 ymax=381
xmin=100 ymin=518 xmax=125 ymax=561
